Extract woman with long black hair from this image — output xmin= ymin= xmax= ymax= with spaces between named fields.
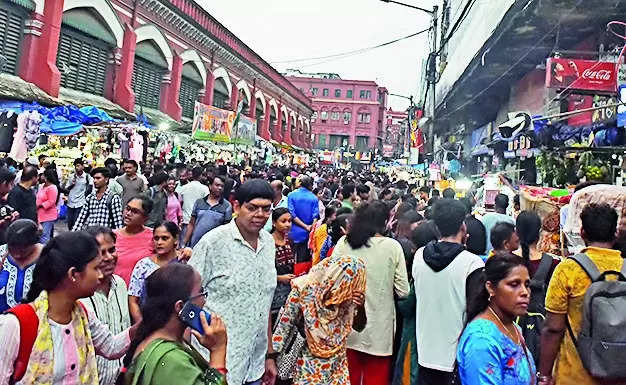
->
xmin=0 ymin=232 xmax=135 ymax=385
xmin=516 ymin=211 xmax=560 ymax=278
xmin=118 ymin=263 xmax=227 ymax=385
xmin=457 ymin=253 xmax=535 ymax=385
xmin=332 ymin=201 xmax=409 ymax=385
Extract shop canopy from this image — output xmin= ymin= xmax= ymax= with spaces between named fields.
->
xmin=0 ymin=101 xmax=152 ymax=136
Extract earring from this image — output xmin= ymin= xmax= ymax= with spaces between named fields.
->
xmin=488 ymin=295 xmax=493 ymax=302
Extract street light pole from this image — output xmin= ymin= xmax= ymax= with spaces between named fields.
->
xmin=380 ymin=0 xmax=438 ymax=157
xmin=430 ymin=6 xmax=438 ymax=158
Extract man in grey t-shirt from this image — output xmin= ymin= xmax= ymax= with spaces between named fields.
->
xmin=117 ymin=159 xmax=146 ymax=206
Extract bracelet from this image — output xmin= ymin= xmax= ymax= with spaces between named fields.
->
xmin=215 ymin=367 xmax=228 ymax=376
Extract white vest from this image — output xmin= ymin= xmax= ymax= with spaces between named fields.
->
xmin=412 ymin=246 xmax=484 ymax=371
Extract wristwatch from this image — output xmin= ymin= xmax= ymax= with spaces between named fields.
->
xmin=266 ymin=352 xmax=279 ymax=361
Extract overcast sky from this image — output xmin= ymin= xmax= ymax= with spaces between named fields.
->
xmin=197 ymin=0 xmax=436 ymax=111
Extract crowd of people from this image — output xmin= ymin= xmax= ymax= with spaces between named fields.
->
xmin=0 ymin=154 xmax=624 ymax=385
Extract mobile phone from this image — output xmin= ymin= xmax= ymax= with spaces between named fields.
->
xmin=178 ymin=302 xmax=211 ymax=334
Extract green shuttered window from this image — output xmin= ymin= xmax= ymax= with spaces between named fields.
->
xmin=132 ymin=57 xmax=164 ymax=110
xmin=0 ymin=4 xmax=26 ymax=75
xmin=57 ymin=27 xmax=110 ymax=96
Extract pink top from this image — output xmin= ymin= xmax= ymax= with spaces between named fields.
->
xmin=36 ymin=184 xmax=59 ymax=223
xmin=114 ymin=227 xmax=154 ymax=285
xmin=165 ymin=193 xmax=182 ymax=225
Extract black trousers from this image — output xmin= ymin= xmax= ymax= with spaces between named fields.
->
xmin=293 ymin=241 xmax=311 ymax=263
xmin=66 ymin=206 xmax=83 ymax=231
xmin=417 ymin=365 xmax=454 ymax=385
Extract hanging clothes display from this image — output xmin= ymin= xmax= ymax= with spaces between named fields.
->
xmin=0 ymin=111 xmax=18 ymax=153
xmin=118 ymin=131 xmax=130 ymax=159
xmin=140 ymin=131 xmax=149 ymax=163
xmin=129 ymin=131 xmax=144 ymax=162
xmin=10 ymin=111 xmax=41 ymax=162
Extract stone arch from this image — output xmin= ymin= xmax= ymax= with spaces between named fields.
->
xmin=63 ymin=0 xmax=124 ymax=48
xmin=236 ymin=80 xmax=251 ymax=104
xmin=254 ymin=90 xmax=266 ymax=115
xmin=180 ymin=49 xmax=207 ymax=85
xmin=212 ymin=67 xmax=232 ymax=97
xmin=280 ymin=105 xmax=288 ymax=121
xmin=269 ymin=99 xmax=279 ymax=118
xmin=135 ymin=24 xmax=173 ymax=70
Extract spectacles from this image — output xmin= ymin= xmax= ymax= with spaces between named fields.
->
xmin=186 ymin=290 xmax=208 ymax=302
xmin=125 ymin=206 xmax=144 ymax=216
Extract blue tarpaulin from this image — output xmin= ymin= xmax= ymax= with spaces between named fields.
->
xmin=0 ymin=101 xmax=117 ymax=136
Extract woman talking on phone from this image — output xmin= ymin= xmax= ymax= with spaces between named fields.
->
xmin=118 ymin=263 xmax=227 ymax=385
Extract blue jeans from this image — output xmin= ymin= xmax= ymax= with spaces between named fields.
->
xmin=40 ymin=221 xmax=54 ymax=244
xmin=244 ymin=381 xmax=262 ymax=385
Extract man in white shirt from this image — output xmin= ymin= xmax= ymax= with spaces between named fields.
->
xmin=80 ymin=226 xmax=130 ymax=385
xmin=189 ymin=179 xmax=278 ymax=385
xmin=412 ymin=198 xmax=484 ymax=385
xmin=178 ymin=166 xmax=209 ymax=244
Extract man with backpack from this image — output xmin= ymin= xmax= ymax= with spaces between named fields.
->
xmin=539 ymin=203 xmax=625 ymax=385
xmin=64 ymin=158 xmax=94 ymax=231
xmin=72 ymin=167 xmax=123 ymax=230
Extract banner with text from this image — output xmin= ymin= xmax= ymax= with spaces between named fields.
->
xmin=192 ymin=102 xmax=235 ymax=142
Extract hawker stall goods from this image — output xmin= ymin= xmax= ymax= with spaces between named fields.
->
xmin=520 ymin=186 xmax=573 ymax=255
xmin=564 ymin=184 xmax=626 ymax=253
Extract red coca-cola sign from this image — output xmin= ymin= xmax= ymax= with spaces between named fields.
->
xmin=546 ymin=58 xmax=617 ymax=92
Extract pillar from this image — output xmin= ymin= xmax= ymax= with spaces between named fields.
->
xmin=294 ymin=121 xmax=301 ymax=147
xmin=248 ymin=83 xmax=257 ymax=119
xmin=203 ymin=70 xmax=215 ymax=106
xmin=19 ymin=0 xmax=64 ymax=96
xmin=284 ymin=114 xmax=292 ymax=145
xmin=229 ymin=83 xmax=239 ymax=111
xmin=261 ymin=99 xmax=271 ymax=141
xmin=160 ymin=55 xmax=183 ymax=121
xmin=274 ymin=104 xmax=283 ymax=143
xmin=298 ymin=122 xmax=305 ymax=147
xmin=110 ymin=25 xmax=136 ymax=112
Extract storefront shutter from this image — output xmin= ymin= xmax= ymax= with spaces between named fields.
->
xmin=179 ymin=77 xmax=202 ymax=119
xmin=132 ymin=57 xmax=164 ymax=110
xmin=57 ymin=27 xmax=110 ymax=96
xmin=0 ymin=4 xmax=26 ymax=75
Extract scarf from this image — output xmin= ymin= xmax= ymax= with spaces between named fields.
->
xmin=20 ymin=291 xmax=99 ymax=385
xmin=291 ymin=254 xmax=366 ymax=358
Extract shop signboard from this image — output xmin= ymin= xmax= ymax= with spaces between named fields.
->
xmin=192 ymin=102 xmax=235 ymax=142
xmin=546 ymin=58 xmax=617 ymax=93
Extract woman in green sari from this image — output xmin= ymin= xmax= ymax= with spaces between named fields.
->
xmin=117 ymin=263 xmax=227 ymax=385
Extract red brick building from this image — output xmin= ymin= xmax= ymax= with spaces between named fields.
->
xmin=0 ymin=0 xmax=313 ymax=148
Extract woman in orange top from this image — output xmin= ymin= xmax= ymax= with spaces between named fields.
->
xmin=310 ymin=206 xmax=337 ymax=265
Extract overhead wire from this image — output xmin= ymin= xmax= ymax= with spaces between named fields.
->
xmin=270 ymin=27 xmax=432 ymax=66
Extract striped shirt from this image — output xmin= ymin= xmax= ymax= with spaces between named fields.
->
xmin=80 ymin=275 xmax=131 ymax=385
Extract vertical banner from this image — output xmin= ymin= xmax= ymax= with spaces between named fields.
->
xmin=192 ymin=102 xmax=235 ymax=142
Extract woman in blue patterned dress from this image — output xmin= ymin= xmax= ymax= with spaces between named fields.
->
xmin=457 ymin=252 xmax=536 ymax=385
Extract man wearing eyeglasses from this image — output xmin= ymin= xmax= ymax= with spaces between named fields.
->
xmin=189 ymin=179 xmax=278 ymax=385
